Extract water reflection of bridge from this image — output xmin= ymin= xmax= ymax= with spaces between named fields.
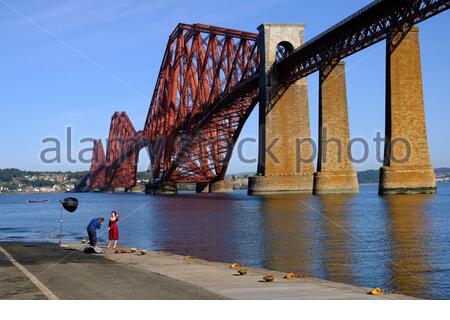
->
xmin=259 ymin=190 xmax=437 ymax=298
xmin=120 ymin=185 xmax=445 ymax=298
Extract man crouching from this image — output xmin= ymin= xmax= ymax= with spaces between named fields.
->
xmin=86 ymin=217 xmax=105 ymax=253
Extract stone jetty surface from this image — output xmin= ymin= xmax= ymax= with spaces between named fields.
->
xmin=0 ymin=242 xmax=415 ymax=300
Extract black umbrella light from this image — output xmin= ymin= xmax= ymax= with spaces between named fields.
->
xmin=61 ymin=197 xmax=78 ymax=213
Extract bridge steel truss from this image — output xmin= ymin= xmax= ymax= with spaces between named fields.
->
xmin=88 ymin=24 xmax=260 ymax=190
xmin=143 ymin=23 xmax=260 ymax=183
xmin=89 ymin=112 xmax=142 ymax=190
xmin=88 ymin=0 xmax=450 ymax=191
xmin=89 ymin=139 xmax=106 ymax=190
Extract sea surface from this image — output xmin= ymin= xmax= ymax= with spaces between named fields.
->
xmin=1 ymin=183 xmax=450 ymax=299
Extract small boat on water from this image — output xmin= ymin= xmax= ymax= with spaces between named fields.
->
xmin=27 ymin=199 xmax=49 ymax=203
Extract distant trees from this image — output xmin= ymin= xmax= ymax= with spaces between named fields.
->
xmin=0 ymin=168 xmax=89 ymax=191
xmin=31 ymin=180 xmax=54 ymax=188
xmin=0 ymin=168 xmax=24 ymax=182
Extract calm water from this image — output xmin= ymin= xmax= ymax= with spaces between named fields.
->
xmin=1 ymin=184 xmax=450 ymax=299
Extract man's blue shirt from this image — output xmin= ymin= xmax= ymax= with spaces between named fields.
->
xmin=87 ymin=218 xmax=101 ymax=232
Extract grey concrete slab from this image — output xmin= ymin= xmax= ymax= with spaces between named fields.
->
xmin=0 ymin=249 xmax=46 ymax=300
xmin=0 ymin=242 xmax=224 ymax=300
xmin=68 ymin=243 xmax=416 ymax=300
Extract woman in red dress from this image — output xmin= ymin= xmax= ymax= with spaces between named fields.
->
xmin=107 ymin=211 xmax=120 ymax=249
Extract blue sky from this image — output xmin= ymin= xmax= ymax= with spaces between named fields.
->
xmin=0 ymin=0 xmax=449 ymax=173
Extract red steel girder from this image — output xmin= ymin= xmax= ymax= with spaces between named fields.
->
xmin=104 ymin=112 xmax=139 ymax=189
xmin=143 ymin=23 xmax=260 ymax=183
xmin=88 ymin=112 xmax=144 ymax=191
xmin=88 ymin=139 xmax=106 ymax=190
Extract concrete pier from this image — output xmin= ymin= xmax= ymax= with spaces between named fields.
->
xmin=209 ymin=180 xmax=233 ymax=193
xmin=249 ymin=24 xmax=314 ymax=195
xmin=0 ymin=242 xmax=416 ymax=299
xmin=379 ymin=27 xmax=436 ymax=195
xmin=195 ymin=182 xmax=210 ymax=193
xmin=103 ymin=186 xmax=114 ymax=193
xmin=314 ymin=61 xmax=358 ymax=194
xmin=145 ymin=181 xmax=177 ymax=194
xmin=196 ymin=180 xmax=233 ymax=193
xmin=129 ymin=185 xmax=143 ymax=193
xmin=0 ymin=243 xmax=217 ymax=299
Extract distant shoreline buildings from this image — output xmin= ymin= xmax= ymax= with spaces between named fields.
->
xmin=0 ymin=169 xmax=85 ymax=194
xmin=0 ymin=168 xmax=449 ymax=194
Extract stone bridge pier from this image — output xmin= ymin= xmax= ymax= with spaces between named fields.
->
xmin=314 ymin=61 xmax=359 ymax=194
xmin=379 ymin=27 xmax=436 ymax=195
xmin=248 ymin=23 xmax=315 ymax=194
xmin=195 ymin=180 xmax=233 ymax=193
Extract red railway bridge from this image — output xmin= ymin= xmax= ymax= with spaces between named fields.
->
xmin=86 ymin=0 xmax=449 ymax=195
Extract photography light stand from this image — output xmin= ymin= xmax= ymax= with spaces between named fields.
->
xmin=59 ymin=205 xmax=63 ymax=246
xmin=58 ymin=197 xmax=78 ymax=247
